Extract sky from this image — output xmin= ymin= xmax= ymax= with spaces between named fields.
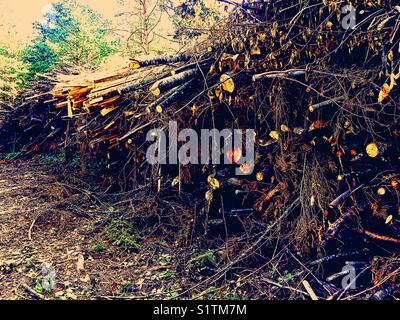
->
xmin=0 ymin=0 xmax=120 ymax=42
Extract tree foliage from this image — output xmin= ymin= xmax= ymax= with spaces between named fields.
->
xmin=113 ymin=0 xmax=225 ymax=55
xmin=115 ymin=0 xmax=176 ymax=56
xmin=0 ymin=18 xmax=28 ymax=103
xmin=22 ymin=0 xmax=118 ymax=80
xmin=173 ymin=0 xmax=226 ymax=43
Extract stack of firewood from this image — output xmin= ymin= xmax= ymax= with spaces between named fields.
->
xmin=1 ymin=0 xmax=399 ymax=270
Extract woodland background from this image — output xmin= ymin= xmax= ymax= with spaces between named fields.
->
xmin=0 ymin=0 xmax=225 ymax=104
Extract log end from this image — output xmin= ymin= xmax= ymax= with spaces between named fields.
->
xmin=155 ymin=105 xmax=163 ymax=113
xmin=150 ymin=83 xmax=161 ymax=97
xmin=366 ymin=143 xmax=379 ymax=158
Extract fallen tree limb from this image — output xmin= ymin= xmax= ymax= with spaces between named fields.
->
xmin=357 ymin=228 xmax=400 ymax=244
xmin=147 ymin=80 xmax=194 ymax=113
xmin=252 ymin=69 xmax=306 ymax=82
xmin=150 ymin=68 xmax=198 ymax=96
xmin=118 ymin=74 xmax=163 ymax=95
xmin=309 ymin=96 xmax=345 ymax=112
xmin=130 ymin=54 xmax=193 ymax=69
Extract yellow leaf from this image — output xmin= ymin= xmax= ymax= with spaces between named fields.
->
xmin=215 ymin=87 xmax=223 ymax=102
xmin=220 ymin=74 xmax=235 ymax=93
xmin=377 ymin=17 xmax=391 ymax=31
xmin=377 ymin=187 xmax=386 ymax=195
xmin=256 ymin=172 xmax=264 ymax=181
xmin=209 ymin=64 xmax=216 ymax=75
xmin=191 ymin=104 xmax=198 ymax=115
xmin=208 ymin=176 xmax=220 ymax=189
xmin=251 ymin=46 xmax=261 ymax=55
xmin=239 ymin=163 xmax=253 ymax=175
xmin=387 ymin=50 xmax=393 ymax=61
xmin=269 ymin=131 xmax=280 ymax=141
xmin=257 ymin=138 xmax=271 ymax=147
xmin=171 ymin=176 xmax=180 ymax=187
xmin=257 ymin=33 xmax=266 ymax=41
xmin=378 ymin=83 xmax=391 ymax=103
xmin=271 ymin=22 xmax=278 ymax=38
xmin=280 ymin=124 xmax=290 ymax=132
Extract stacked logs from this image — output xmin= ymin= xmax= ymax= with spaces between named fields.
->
xmin=1 ymin=0 xmax=400 ymax=295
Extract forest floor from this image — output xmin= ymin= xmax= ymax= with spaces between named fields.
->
xmin=0 ymin=159 xmax=213 ymax=300
xmin=0 ymin=159 xmax=302 ymax=300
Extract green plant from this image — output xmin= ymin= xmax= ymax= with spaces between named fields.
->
xmin=120 ymin=283 xmax=136 ymax=294
xmin=38 ymin=150 xmax=66 ymax=165
xmin=159 ymin=255 xmax=172 ymax=266
xmin=268 ymin=265 xmax=278 ymax=277
xmin=105 ymin=221 xmax=140 ymax=251
xmin=186 ymin=250 xmax=217 ymax=272
xmin=278 ymin=270 xmax=294 ymax=284
xmin=69 ymin=153 xmax=81 ymax=169
xmin=115 ymin=232 xmax=139 ymax=250
xmin=221 ymin=292 xmax=248 ymax=300
xmin=24 ymin=263 xmax=34 ymax=271
xmin=0 ymin=152 xmax=21 ymax=160
xmin=168 ymin=291 xmax=179 ymax=299
xmin=0 ymin=16 xmax=28 ymax=101
xmin=160 ymin=271 xmax=174 ymax=279
xmin=91 ymin=242 xmax=105 ymax=253
xmin=35 ymin=281 xmax=43 ymax=294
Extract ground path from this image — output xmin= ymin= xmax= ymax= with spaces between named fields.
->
xmin=0 ymin=160 xmax=182 ymax=300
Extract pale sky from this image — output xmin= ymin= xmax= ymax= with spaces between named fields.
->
xmin=0 ymin=0 xmax=120 ymax=42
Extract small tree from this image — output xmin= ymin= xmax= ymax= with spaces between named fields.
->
xmin=22 ymin=0 xmax=118 ymax=80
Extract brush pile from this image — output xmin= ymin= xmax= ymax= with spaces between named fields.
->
xmin=1 ymin=0 xmax=400 ymax=299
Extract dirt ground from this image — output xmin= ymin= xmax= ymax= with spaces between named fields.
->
xmin=0 ymin=160 xmax=197 ymax=300
xmin=0 ymin=160 xmax=304 ymax=301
